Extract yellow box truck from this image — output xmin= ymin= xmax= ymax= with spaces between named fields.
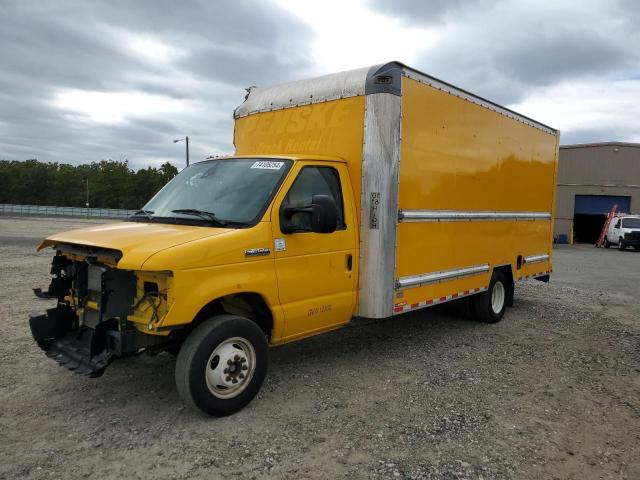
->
xmin=30 ymin=62 xmax=559 ymax=416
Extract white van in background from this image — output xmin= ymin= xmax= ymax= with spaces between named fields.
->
xmin=605 ymin=215 xmax=640 ymax=250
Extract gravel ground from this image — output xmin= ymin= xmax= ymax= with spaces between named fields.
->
xmin=550 ymin=243 xmax=640 ymax=301
xmin=1 ymin=216 xmax=639 ymax=479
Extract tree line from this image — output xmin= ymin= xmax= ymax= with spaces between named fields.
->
xmin=0 ymin=159 xmax=179 ymax=209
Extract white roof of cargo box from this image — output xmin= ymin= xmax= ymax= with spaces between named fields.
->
xmin=234 ymin=61 xmax=557 ymax=135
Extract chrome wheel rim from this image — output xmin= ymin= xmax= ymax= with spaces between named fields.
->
xmin=491 ymin=281 xmax=505 ymax=314
xmin=205 ymin=337 xmax=256 ymax=399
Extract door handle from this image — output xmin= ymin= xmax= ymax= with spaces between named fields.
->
xmin=346 ymin=254 xmax=353 ymax=271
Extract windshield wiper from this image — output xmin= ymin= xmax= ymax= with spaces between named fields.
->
xmin=130 ymin=209 xmax=154 ymax=219
xmin=171 ymin=209 xmax=228 ymax=227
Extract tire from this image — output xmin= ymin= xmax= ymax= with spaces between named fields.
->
xmin=471 ymin=271 xmax=509 ymax=324
xmin=175 ymin=315 xmax=268 ymax=416
xmin=619 ymin=238 xmax=626 ymax=250
xmin=604 ymin=238 xmax=611 ymax=248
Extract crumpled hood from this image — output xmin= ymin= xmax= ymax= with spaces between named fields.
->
xmin=38 ymin=221 xmax=233 ymax=270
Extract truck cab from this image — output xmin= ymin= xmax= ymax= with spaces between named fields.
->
xmin=605 ymin=215 xmax=640 ymax=250
xmin=31 ymin=155 xmax=358 ymax=416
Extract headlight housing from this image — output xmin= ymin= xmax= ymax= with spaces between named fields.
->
xmin=128 ymin=270 xmax=174 ymax=331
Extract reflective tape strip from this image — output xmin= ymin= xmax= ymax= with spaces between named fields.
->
xmin=519 ymin=270 xmax=551 ymax=280
xmin=396 ymin=264 xmax=489 ymax=290
xmin=399 ymin=210 xmax=551 ymax=222
xmin=523 ymin=253 xmax=549 ymax=264
xmin=393 ymin=269 xmax=553 ymax=314
xmin=393 ymin=286 xmax=488 ymax=314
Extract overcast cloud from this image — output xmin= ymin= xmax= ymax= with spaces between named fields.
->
xmin=1 ymin=0 xmax=638 ymax=169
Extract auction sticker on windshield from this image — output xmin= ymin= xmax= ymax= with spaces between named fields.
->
xmin=251 ymin=161 xmax=284 ymax=170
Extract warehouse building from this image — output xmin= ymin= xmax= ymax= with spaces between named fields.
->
xmin=554 ymin=142 xmax=640 ymax=244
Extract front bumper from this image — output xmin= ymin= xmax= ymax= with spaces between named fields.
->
xmin=622 ymin=233 xmax=640 ymax=246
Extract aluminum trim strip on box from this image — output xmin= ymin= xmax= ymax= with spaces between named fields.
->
xmin=396 ymin=264 xmax=490 ymax=291
xmin=399 ymin=210 xmax=551 ymax=222
xmin=357 ymin=93 xmax=402 ymax=318
xmin=523 ymin=254 xmax=549 ymax=264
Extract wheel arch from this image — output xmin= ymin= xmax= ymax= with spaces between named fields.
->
xmin=491 ymin=264 xmax=515 ymax=307
xmin=189 ymin=292 xmax=275 ymax=339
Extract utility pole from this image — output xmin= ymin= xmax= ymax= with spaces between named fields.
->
xmin=85 ymin=178 xmax=90 ymax=217
xmin=185 ymin=135 xmax=189 ymax=166
xmin=173 ymin=136 xmax=190 ymax=167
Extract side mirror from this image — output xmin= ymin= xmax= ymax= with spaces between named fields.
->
xmin=309 ymin=194 xmax=338 ymax=233
xmin=281 ymin=194 xmax=338 ymax=234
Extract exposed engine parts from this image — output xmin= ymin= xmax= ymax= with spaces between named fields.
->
xmin=29 ymin=248 xmax=159 ymax=377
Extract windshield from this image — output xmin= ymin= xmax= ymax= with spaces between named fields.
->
xmin=622 ymin=217 xmax=640 ymax=229
xmin=131 ymin=158 xmax=292 ymax=227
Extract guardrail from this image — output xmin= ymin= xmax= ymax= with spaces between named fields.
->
xmin=0 ymin=204 xmax=137 ymax=219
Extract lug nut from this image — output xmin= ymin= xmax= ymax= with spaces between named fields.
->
xmin=232 ymin=378 xmax=238 ymax=384
xmin=226 ymin=376 xmax=231 ymax=382
xmin=239 ymin=374 xmax=245 ymax=380
xmin=234 ymin=354 xmax=240 ymax=361
xmin=223 ymin=368 xmax=229 ymax=374
xmin=227 ymin=359 xmax=233 ymax=365
xmin=242 ymin=365 xmax=248 ymax=371
xmin=240 ymin=358 xmax=246 ymax=363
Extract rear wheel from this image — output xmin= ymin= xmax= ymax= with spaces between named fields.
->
xmin=175 ymin=315 xmax=268 ymax=416
xmin=472 ymin=271 xmax=510 ymax=323
xmin=604 ymin=238 xmax=611 ymax=248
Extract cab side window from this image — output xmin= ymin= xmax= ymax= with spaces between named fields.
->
xmin=280 ymin=166 xmax=345 ymax=231
xmin=614 ymin=219 xmax=621 ymax=228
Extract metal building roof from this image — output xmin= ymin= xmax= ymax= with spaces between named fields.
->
xmin=560 ymin=142 xmax=640 ymax=149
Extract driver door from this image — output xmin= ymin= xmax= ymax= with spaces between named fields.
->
xmin=271 ymin=161 xmax=357 ymax=342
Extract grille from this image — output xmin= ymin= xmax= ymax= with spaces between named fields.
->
xmin=625 ymin=231 xmax=640 ymax=241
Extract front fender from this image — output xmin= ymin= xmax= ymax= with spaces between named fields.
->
xmin=159 ymin=260 xmax=286 ymax=342
xmin=137 ymin=222 xmax=285 ymax=340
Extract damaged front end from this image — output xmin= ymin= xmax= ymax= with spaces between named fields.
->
xmin=29 ymin=244 xmax=172 ymax=377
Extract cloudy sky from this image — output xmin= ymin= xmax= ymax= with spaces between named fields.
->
xmin=1 ymin=0 xmax=638 ymax=170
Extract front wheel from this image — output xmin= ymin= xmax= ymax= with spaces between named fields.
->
xmin=175 ymin=315 xmax=268 ymax=416
xmin=619 ymin=238 xmax=626 ymax=250
xmin=471 ymin=271 xmax=510 ymax=323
